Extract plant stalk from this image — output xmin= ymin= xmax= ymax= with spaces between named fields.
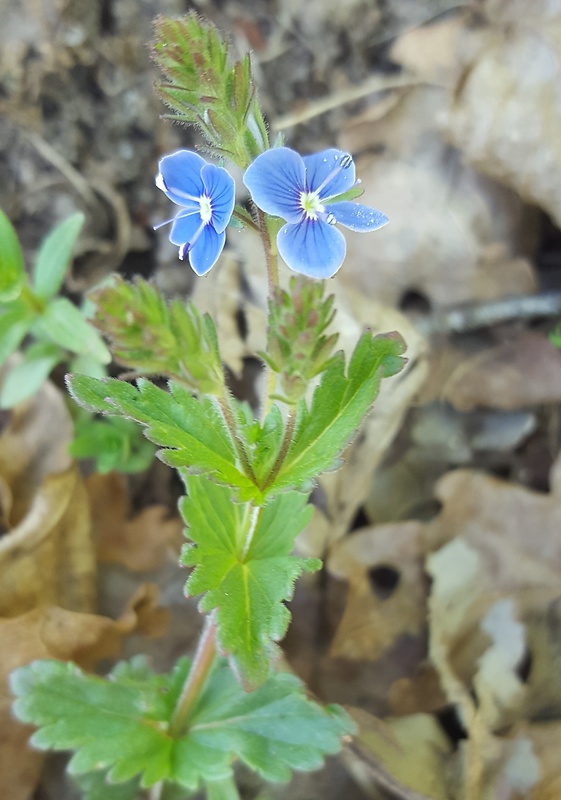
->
xmin=262 ymin=411 xmax=295 ymax=490
xmin=218 ymin=393 xmax=258 ymax=484
xmin=170 ymin=614 xmax=217 ymax=736
xmin=255 ymin=207 xmax=279 ymax=421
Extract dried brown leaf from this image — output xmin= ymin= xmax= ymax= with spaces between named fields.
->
xmin=337 ymin=86 xmax=537 ymax=309
xmin=87 ymin=472 xmax=183 ymax=572
xmin=442 ymin=330 xmax=561 ymax=412
xmin=328 ymin=522 xmax=426 ymax=661
xmin=443 ymin=4 xmax=561 ymax=227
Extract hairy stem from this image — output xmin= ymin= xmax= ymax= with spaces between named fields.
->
xmin=255 ymin=207 xmax=279 ymax=420
xmin=170 ymin=614 xmax=217 ymax=736
xmin=262 ymin=411 xmax=295 ymax=490
xmin=218 ymin=393 xmax=258 ymax=484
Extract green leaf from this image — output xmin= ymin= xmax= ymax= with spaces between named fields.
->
xmin=0 ymin=342 xmax=63 ymax=409
xmin=69 ymin=415 xmax=156 ymax=475
xmin=73 ymin=770 xmax=140 ymax=800
xmin=11 ymin=657 xmax=353 ymax=790
xmin=0 ymin=302 xmax=36 ymax=364
xmin=181 ymin=475 xmax=319 ymax=686
xmin=189 ymin=663 xmax=355 ymax=783
xmin=66 ymin=375 xmax=259 ymax=501
xmin=0 ymin=209 xmax=26 ymax=302
xmin=266 ymin=332 xmax=406 ymax=493
xmin=32 ymin=212 xmax=85 ymax=300
xmin=32 ymin=297 xmax=111 ymax=363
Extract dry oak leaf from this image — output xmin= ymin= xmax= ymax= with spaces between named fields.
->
xmin=0 ymin=378 xmax=73 ymax=527
xmin=0 ymin=465 xmax=95 ymax=617
xmin=86 ymin=471 xmax=183 ymax=572
xmin=344 ymin=707 xmax=451 ymax=800
xmin=442 ymin=2 xmax=561 ymax=228
xmin=0 ymin=584 xmax=167 ymax=800
xmin=337 ymin=86 xmax=537 ymax=309
xmin=427 ymin=462 xmax=561 ymax=589
xmin=441 ymin=330 xmax=561 ymax=412
xmin=328 ymin=521 xmax=426 ymax=662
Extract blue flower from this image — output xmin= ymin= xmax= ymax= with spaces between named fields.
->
xmin=155 ymin=150 xmax=235 ymax=275
xmin=243 ymin=147 xmax=388 ymax=278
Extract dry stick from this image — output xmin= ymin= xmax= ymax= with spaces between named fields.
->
xmin=170 ymin=614 xmax=218 ymax=737
xmin=417 ymin=290 xmax=561 ymax=336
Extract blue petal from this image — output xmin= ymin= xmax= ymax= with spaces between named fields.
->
xmin=157 ymin=150 xmax=206 ymax=208
xmin=243 ymin=148 xmax=305 ymax=223
xmin=277 ymin=219 xmax=346 ymax=279
xmin=189 ymin=226 xmax=226 ymax=276
xmin=303 ymin=149 xmax=356 ymax=201
xmin=328 ymin=201 xmax=389 ymax=232
xmin=201 ymin=164 xmax=235 ymax=234
xmin=169 ymin=211 xmax=203 ymax=248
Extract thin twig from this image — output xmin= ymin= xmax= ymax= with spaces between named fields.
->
xmin=417 ymin=290 xmax=561 ymax=336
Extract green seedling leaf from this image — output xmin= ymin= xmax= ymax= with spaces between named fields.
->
xmin=66 ymin=375 xmax=260 ymax=501
xmin=0 ymin=209 xmax=26 ymax=302
xmin=11 ymin=657 xmax=353 ymax=790
xmin=181 ymin=475 xmax=319 ymax=686
xmin=32 ymin=212 xmax=85 ymax=300
xmin=0 ymin=342 xmax=63 ymax=409
xmin=32 ymin=297 xmax=111 ymax=364
xmin=0 ymin=302 xmax=36 ymax=364
xmin=69 ymin=415 xmax=156 ymax=474
xmin=266 ymin=332 xmax=406 ymax=494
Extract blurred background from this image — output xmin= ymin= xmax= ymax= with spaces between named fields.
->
xmin=3 ymin=0 xmax=561 ymax=798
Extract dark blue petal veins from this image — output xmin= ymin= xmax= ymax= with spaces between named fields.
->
xmin=189 ymin=227 xmax=226 ymax=276
xmin=156 ymin=150 xmax=234 ymax=274
xmin=201 ymin=164 xmax=236 ymax=234
xmin=303 ymin=149 xmax=356 ymax=200
xmin=157 ymin=150 xmax=207 ymax=208
xmin=277 ymin=219 xmax=346 ymax=279
xmin=243 ymin=148 xmax=305 ymax=223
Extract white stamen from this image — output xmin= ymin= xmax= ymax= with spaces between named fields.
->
xmin=199 ymin=195 xmax=213 ymax=224
xmin=314 ymin=152 xmax=353 ymax=196
xmin=300 ymin=191 xmax=325 ymax=220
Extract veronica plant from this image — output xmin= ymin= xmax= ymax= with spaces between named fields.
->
xmin=11 ymin=13 xmax=405 ymax=800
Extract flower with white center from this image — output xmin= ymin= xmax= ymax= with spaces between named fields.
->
xmin=155 ymin=150 xmax=235 ymax=276
xmin=243 ymin=147 xmax=388 ymax=279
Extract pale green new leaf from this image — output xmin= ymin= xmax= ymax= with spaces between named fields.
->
xmin=11 ymin=657 xmax=354 ymax=790
xmin=181 ymin=474 xmax=319 ymax=686
xmin=66 ymin=375 xmax=259 ymax=500
xmin=0 ymin=209 xmax=25 ymax=302
xmin=32 ymin=212 xmax=85 ymax=300
xmin=0 ymin=342 xmax=63 ymax=409
xmin=32 ymin=297 xmax=111 ymax=363
xmin=266 ymin=332 xmax=406 ymax=494
xmin=0 ymin=302 xmax=36 ymax=364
